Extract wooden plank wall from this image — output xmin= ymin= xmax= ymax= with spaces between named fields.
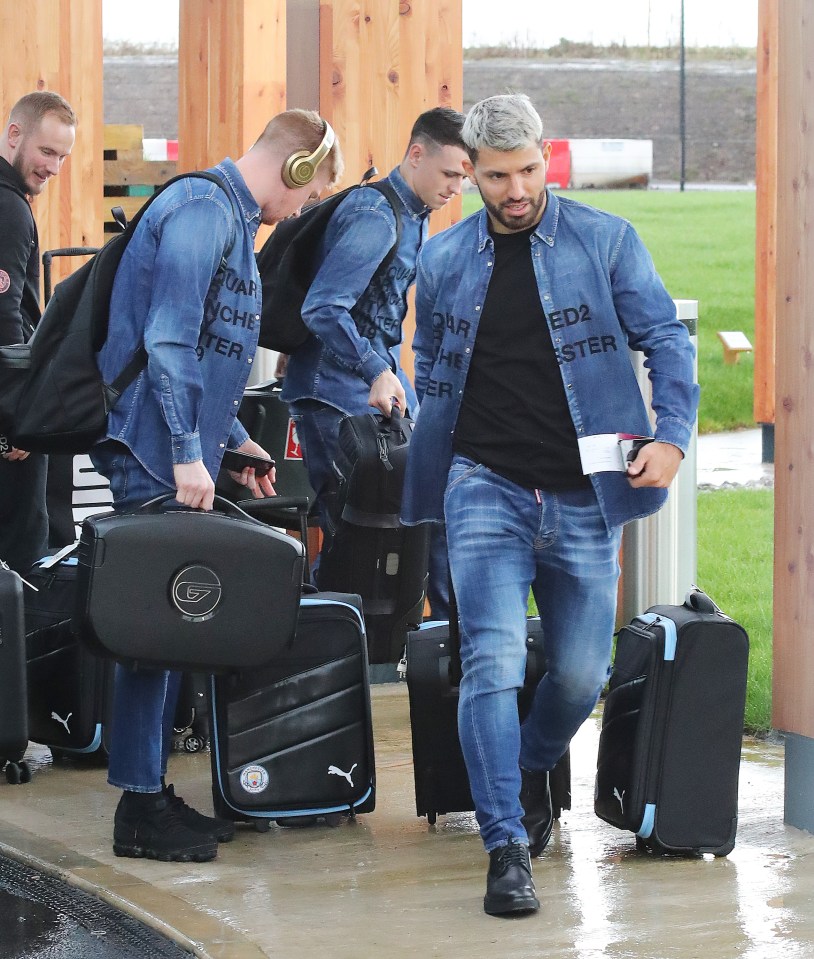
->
xmin=754 ymin=0 xmax=777 ymax=427
xmin=772 ymin=0 xmax=814 ymax=738
xmin=0 ymin=0 xmax=104 ymax=289
xmin=178 ymin=0 xmax=287 ymax=249
xmin=321 ymin=0 xmax=462 ymax=228
xmin=320 ymin=0 xmax=464 ymax=380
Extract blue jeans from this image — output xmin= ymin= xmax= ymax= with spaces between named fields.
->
xmin=444 ymin=456 xmax=622 ymax=852
xmin=89 ymin=441 xmax=180 ymax=793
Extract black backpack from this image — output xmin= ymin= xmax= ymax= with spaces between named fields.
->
xmin=256 ymin=168 xmax=401 ymax=354
xmin=0 ymin=172 xmax=233 ymax=454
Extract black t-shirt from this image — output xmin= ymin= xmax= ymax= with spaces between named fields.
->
xmin=453 ymin=222 xmax=590 ymax=491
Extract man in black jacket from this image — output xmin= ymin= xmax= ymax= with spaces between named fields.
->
xmin=0 ymin=91 xmax=76 ymax=574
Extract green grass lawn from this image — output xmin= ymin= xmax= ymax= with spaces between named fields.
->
xmin=697 ymin=488 xmax=773 ymax=734
xmin=460 ymin=189 xmax=757 ymax=434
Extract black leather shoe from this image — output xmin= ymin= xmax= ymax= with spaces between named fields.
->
xmin=520 ymin=767 xmax=553 ymax=858
xmin=483 ymin=842 xmax=540 ymax=916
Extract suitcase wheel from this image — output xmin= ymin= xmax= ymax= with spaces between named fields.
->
xmin=182 ymin=734 xmax=208 ymax=754
xmin=4 ymin=761 xmax=31 ymax=785
xmin=253 ymin=819 xmax=273 ymax=833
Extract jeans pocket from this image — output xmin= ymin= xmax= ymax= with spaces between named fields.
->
xmin=444 ymin=457 xmax=483 ymax=497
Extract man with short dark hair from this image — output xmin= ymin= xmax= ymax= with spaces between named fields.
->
xmin=91 ymin=109 xmax=343 ymax=863
xmin=402 ymin=94 xmax=699 ymax=915
xmin=0 ymin=91 xmax=77 ymax=574
xmin=282 ymin=106 xmax=469 ymax=617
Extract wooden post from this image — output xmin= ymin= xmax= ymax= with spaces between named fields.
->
xmin=178 ymin=0 xmax=287 ymax=249
xmin=772 ymin=0 xmax=814 ymax=832
xmin=754 ymin=0 xmax=777 ymax=439
xmin=320 ymin=0 xmax=463 ymax=382
xmin=0 ymin=0 xmax=104 ymax=287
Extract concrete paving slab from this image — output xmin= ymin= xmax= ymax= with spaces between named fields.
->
xmin=697 ymin=429 xmax=774 ymax=490
xmin=1 ymin=686 xmax=811 ymax=959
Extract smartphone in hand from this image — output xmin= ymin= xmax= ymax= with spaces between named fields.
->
xmin=221 ymin=449 xmax=275 ymax=477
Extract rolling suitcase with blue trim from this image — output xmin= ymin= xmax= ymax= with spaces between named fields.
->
xmin=209 ymin=592 xmax=375 ymax=828
xmin=0 ymin=562 xmax=31 ymax=784
xmin=25 ymin=551 xmax=112 ymax=760
xmin=594 ymin=589 xmax=749 ymax=856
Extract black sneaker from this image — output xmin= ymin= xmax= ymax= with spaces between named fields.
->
xmin=483 ymin=841 xmax=540 ymax=917
xmin=163 ymin=783 xmax=236 ymax=843
xmin=113 ymin=792 xmax=218 ymax=862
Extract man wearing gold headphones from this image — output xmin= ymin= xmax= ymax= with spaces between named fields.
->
xmin=90 ymin=109 xmax=342 ymax=864
xmin=281 ymin=107 xmax=468 ymax=617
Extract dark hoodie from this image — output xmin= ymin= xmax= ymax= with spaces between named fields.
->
xmin=0 ymin=155 xmax=40 ymax=345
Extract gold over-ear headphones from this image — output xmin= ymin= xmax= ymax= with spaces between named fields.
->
xmin=282 ymin=121 xmax=336 ymax=189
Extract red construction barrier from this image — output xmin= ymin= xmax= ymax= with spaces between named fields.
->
xmin=546 ymin=138 xmax=571 ymax=189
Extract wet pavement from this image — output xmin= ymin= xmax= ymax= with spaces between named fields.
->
xmin=1 ymin=688 xmax=811 ymax=959
xmin=0 ymin=428 xmax=793 ymax=959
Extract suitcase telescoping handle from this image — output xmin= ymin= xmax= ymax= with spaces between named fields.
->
xmin=235 ymin=495 xmax=311 ymax=573
xmin=685 ymin=588 xmax=719 ymax=614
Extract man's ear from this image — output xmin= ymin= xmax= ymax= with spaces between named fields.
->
xmin=6 ymin=122 xmax=22 ymax=150
xmin=406 ymin=141 xmax=424 ymax=167
xmin=463 ymin=158 xmax=476 ymax=185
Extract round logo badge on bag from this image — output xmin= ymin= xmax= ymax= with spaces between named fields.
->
xmin=240 ymin=765 xmax=269 ymax=794
xmin=170 ymin=565 xmax=222 ymax=621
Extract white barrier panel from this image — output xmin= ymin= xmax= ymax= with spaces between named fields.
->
xmin=569 ymin=139 xmax=653 ymax=189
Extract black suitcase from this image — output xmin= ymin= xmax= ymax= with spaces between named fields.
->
xmin=209 ymin=592 xmax=375 ymax=828
xmin=0 ymin=563 xmax=31 ymax=784
xmin=406 ymin=615 xmax=571 ymax=824
xmin=318 ymin=407 xmax=430 ymax=664
xmin=594 ymin=589 xmax=749 ymax=856
xmin=75 ymin=494 xmax=305 ymax=672
xmin=25 ymin=551 xmax=111 ymax=759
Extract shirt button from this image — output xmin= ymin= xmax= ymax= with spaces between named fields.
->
xmin=248 ymin=357 xmax=253 ymax=364
xmin=475 ymin=306 xmax=480 ymax=311
xmin=487 ymin=261 xmax=493 ymax=267
xmin=544 ymin=294 xmax=551 ymax=300
xmin=465 ymin=348 xmax=471 ymax=354
xmin=255 ymin=314 xmax=260 ymax=321
xmin=233 ymin=400 xmax=239 ymax=405
xmin=219 ymin=442 xmax=225 ymax=448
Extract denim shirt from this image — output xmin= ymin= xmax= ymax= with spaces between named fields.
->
xmin=281 ymin=166 xmax=429 ymax=416
xmin=97 ymin=159 xmax=262 ymax=487
xmin=401 ymin=192 xmax=700 ymax=531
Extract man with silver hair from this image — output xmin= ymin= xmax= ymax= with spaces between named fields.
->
xmin=402 ymin=94 xmax=698 ymax=915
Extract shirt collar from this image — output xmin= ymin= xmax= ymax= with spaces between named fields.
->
xmin=477 ymin=188 xmax=560 ymax=252
xmin=213 ymin=158 xmax=262 ymax=235
xmin=384 ymin=166 xmax=431 ymax=221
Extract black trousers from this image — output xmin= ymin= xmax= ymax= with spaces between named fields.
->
xmin=0 ymin=449 xmax=48 ymax=575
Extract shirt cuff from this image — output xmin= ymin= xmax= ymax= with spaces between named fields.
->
xmin=654 ymin=418 xmax=693 ymax=456
xmin=171 ymin=431 xmax=203 ymax=464
xmin=360 ymin=352 xmax=390 ymax=387
xmin=229 ymin=418 xmax=250 ymax=449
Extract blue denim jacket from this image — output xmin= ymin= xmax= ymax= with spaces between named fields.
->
xmin=402 ymin=192 xmax=700 ymax=531
xmin=281 ymin=166 xmax=429 ymax=415
xmin=96 ymin=159 xmax=262 ymax=487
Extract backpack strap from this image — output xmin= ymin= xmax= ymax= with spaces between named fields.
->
xmin=108 ymin=171 xmax=239 ymax=400
xmin=367 ymin=181 xmax=403 ymax=278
